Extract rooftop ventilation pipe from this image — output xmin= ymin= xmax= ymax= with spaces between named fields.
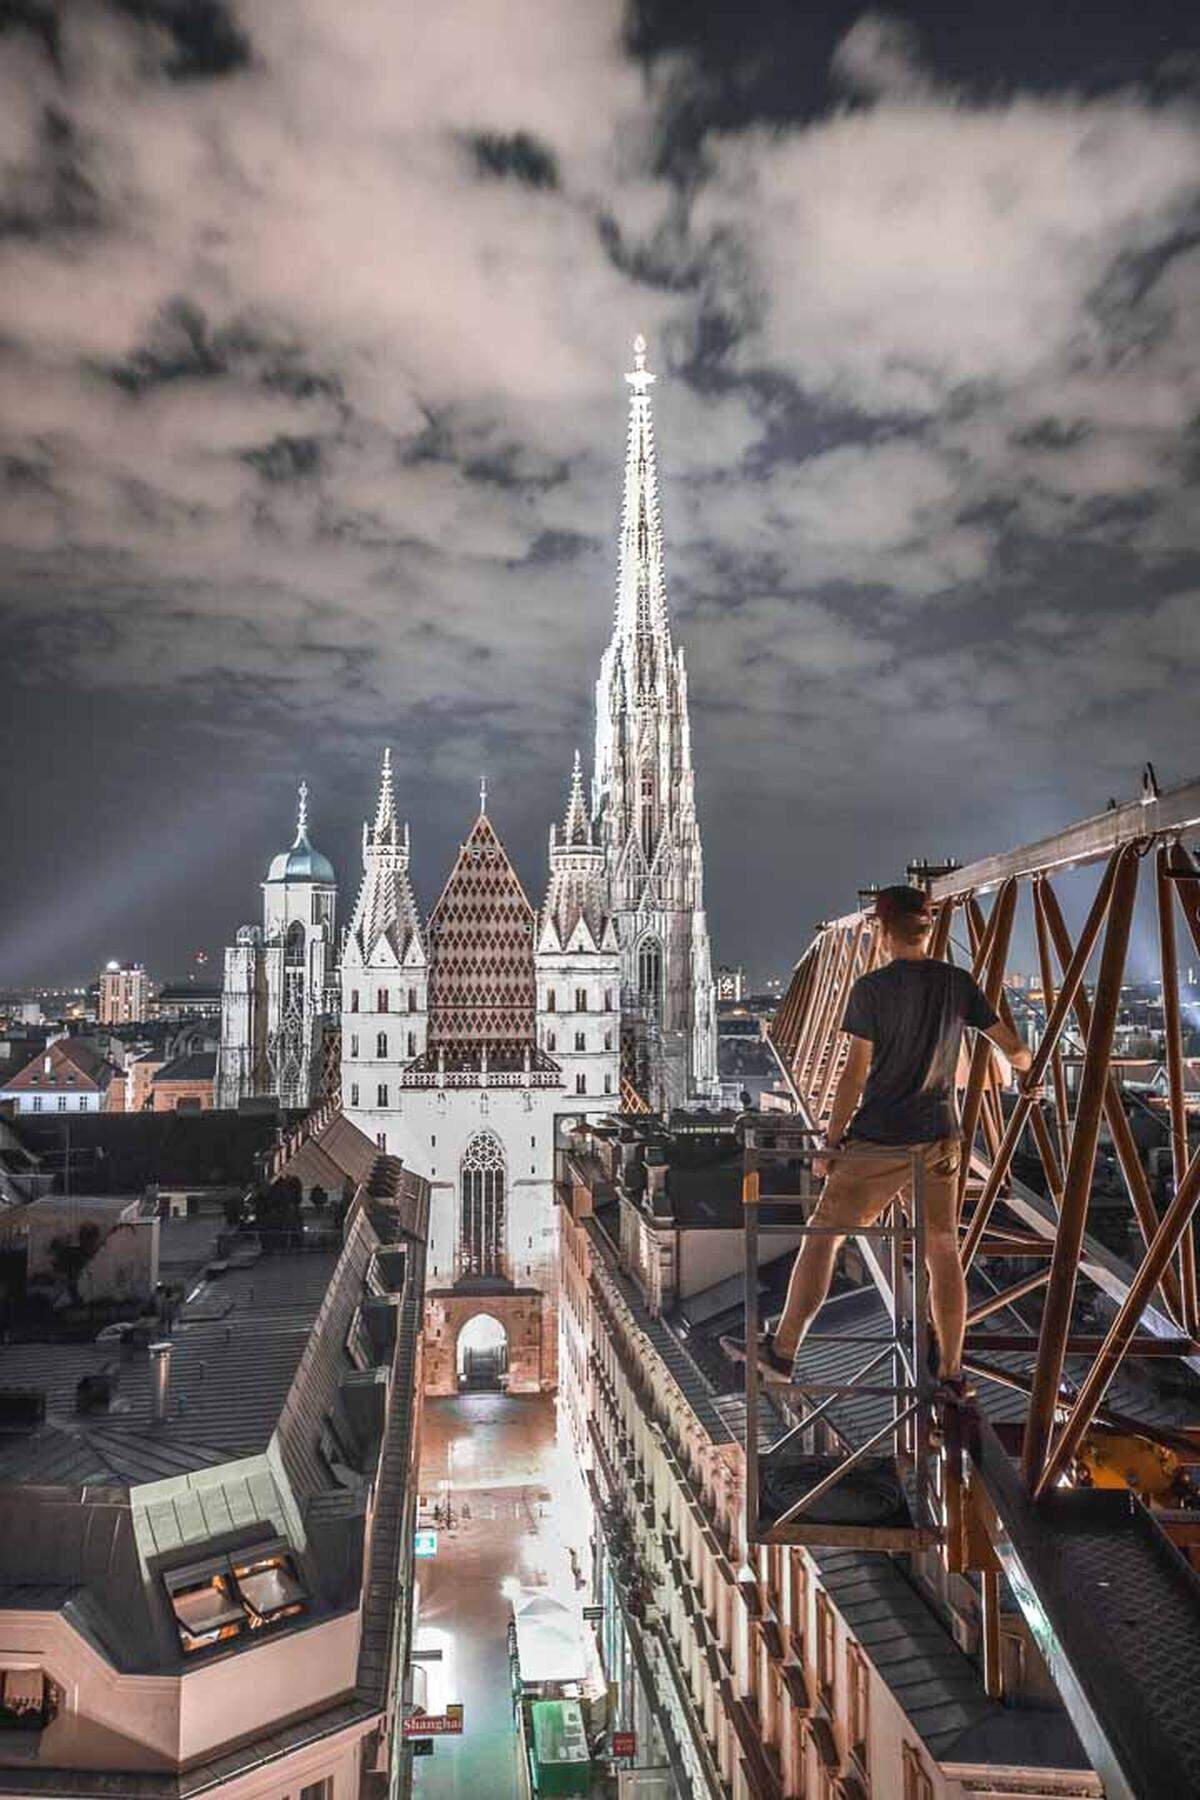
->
xmin=149 ymin=1341 xmax=172 ymax=1425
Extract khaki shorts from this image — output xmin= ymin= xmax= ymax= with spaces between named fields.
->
xmin=815 ymin=1138 xmax=961 ymax=1236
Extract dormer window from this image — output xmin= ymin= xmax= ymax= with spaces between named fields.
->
xmin=165 ymin=1543 xmax=306 ymax=1656
xmin=231 ymin=1549 xmax=306 ymax=1627
xmin=166 ymin=1565 xmax=246 ymax=1655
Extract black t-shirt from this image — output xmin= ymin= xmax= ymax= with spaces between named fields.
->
xmin=841 ymin=958 xmax=999 ymax=1145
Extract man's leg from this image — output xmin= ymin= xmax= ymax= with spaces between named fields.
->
xmin=773 ymin=1151 xmax=906 ymax=1363
xmin=772 ymin=1225 xmax=845 ymax=1363
xmin=923 ymin=1140 xmax=966 ymax=1381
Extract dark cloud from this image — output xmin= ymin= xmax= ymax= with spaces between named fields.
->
xmin=469 ymin=129 xmax=559 ymax=189
xmin=1 ymin=0 xmax=1199 ymax=986
xmin=113 ymin=0 xmax=251 ymax=81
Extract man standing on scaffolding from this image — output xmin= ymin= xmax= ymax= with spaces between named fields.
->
xmin=724 ymin=885 xmax=1034 ymax=1395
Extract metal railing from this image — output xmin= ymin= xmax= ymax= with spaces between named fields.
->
xmin=742 ymin=1121 xmax=939 ymax=1549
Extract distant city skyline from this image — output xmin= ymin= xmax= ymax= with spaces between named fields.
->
xmin=3 ymin=0 xmax=1198 ymax=986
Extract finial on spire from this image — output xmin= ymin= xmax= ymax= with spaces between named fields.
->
xmin=295 ymin=779 xmax=309 ymax=840
xmin=625 ymin=332 xmax=655 ymax=396
xmin=480 ymin=773 xmax=488 ymax=815
xmin=373 ymin=746 xmax=397 ymax=839
xmin=563 ymin=748 xmax=590 ymax=844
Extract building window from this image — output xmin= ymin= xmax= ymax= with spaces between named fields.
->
xmin=376 ymin=1031 xmax=388 ymax=1058
xmin=350 ymin=989 xmax=360 ymax=1012
xmin=350 ymin=1083 xmax=359 ymax=1107
xmin=165 ymin=1546 xmax=306 ymax=1657
xmin=546 ymin=988 xmax=557 ymax=1013
xmin=460 ymin=1131 xmax=506 ymax=1278
xmin=407 ymin=1031 xmax=417 ymax=1056
xmin=902 ymin=1743 xmax=934 ymax=1800
xmin=640 ymin=764 xmax=656 ymax=862
xmin=350 ymin=1034 xmax=359 ymax=1058
xmin=575 ymin=1073 xmax=586 ymax=1095
xmin=376 ymin=1131 xmax=387 ymax=1152
xmin=637 ymin=936 xmax=662 ymax=1017
xmin=816 ymin=1591 xmax=835 ymax=1711
xmin=377 ymin=987 xmax=389 ymax=1012
xmin=377 ymin=1083 xmax=388 ymax=1107
xmin=57 ymin=1096 xmax=68 ymax=1112
xmin=0 ymin=1667 xmax=60 ymax=1732
xmin=79 ymin=1096 xmax=90 ymax=1112
xmin=31 ymin=1097 xmax=42 ymax=1113
xmin=603 ymin=1074 xmax=612 ymax=1094
xmin=407 ymin=986 xmax=418 ymax=1012
xmin=574 ymin=1030 xmax=586 ymax=1052
xmin=847 ymin=1642 xmax=869 ymax=1773
xmin=575 ymin=987 xmax=588 ymax=1012
xmin=789 ymin=1552 xmax=807 ymax=1654
xmin=300 ymin=1781 xmax=333 ymax=1800
xmin=603 ymin=1028 xmax=613 ymax=1051
xmin=604 ymin=987 xmax=614 ymax=1012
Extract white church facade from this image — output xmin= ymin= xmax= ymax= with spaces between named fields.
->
xmin=219 ymin=339 xmax=717 ymax=1391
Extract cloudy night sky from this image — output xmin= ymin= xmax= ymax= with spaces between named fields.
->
xmin=1 ymin=0 xmax=1198 ymax=987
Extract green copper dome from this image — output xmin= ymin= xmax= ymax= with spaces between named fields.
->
xmin=265 ymin=782 xmax=336 ymax=886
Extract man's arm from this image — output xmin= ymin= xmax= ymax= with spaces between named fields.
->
xmin=983 ymin=1018 xmax=1034 ymax=1077
xmin=818 ymin=1035 xmax=872 ymax=1168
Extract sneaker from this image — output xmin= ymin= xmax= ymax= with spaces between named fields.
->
xmin=719 ymin=1329 xmax=794 ymax=1384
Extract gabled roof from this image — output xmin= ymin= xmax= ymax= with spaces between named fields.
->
xmin=152 ymin=1052 xmax=217 ymax=1085
xmin=1 ymin=1036 xmax=115 ymax=1093
xmin=427 ymin=808 xmax=536 ymax=1049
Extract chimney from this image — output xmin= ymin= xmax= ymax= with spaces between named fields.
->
xmin=149 ymin=1341 xmax=172 ymax=1425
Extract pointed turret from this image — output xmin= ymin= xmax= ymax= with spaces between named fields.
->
xmin=562 ymin=749 xmax=590 ymax=846
xmin=346 ymin=747 xmax=423 ymax=966
xmin=542 ymin=749 xmax=609 ymax=950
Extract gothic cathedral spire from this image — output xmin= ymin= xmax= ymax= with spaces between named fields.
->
xmin=592 ymin=336 xmax=717 ymax=1109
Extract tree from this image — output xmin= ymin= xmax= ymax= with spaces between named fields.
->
xmin=309 ymin=1185 xmax=328 ymax=1215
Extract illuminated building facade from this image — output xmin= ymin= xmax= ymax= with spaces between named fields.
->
xmin=99 ymin=960 xmax=151 ymax=1025
xmin=216 ymin=782 xmax=339 ymax=1111
xmin=337 ymin=340 xmax=714 ymax=1392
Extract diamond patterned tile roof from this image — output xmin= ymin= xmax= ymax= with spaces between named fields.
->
xmin=427 ymin=810 xmax=537 ymax=1049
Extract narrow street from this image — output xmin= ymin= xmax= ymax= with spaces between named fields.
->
xmin=411 ymin=1393 xmax=592 ymax=1799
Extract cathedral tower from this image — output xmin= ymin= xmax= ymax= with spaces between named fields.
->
xmin=340 ymin=748 xmax=427 ymax=1147
xmin=593 ymin=337 xmax=717 ymax=1109
xmin=216 ymin=782 xmax=338 ymax=1110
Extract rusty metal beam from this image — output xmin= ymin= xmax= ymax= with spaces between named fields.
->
xmin=956 ymin=880 xmax=1017 ymax=1216
xmin=960 ymin=856 xmax=1117 ymax=1270
xmin=928 ymin=774 xmax=1200 ymax=898
xmin=1037 ymin=1140 xmax=1200 ymax=1495
xmin=1022 ymin=845 xmax=1140 ymax=1492
xmin=965 ymin=1270 xmax=1051 ymax=1327
xmin=1157 ymin=845 xmax=1198 ymax=1336
xmin=1040 ymin=874 xmax=1185 ymax=1327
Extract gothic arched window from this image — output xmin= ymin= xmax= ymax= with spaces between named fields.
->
xmin=640 ymin=765 xmax=656 ymax=863
xmin=460 ymin=1131 xmax=506 ymax=1279
xmin=284 ymin=921 xmax=305 ymax=967
xmin=638 ymin=936 xmax=662 ymax=1018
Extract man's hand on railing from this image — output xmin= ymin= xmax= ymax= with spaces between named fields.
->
xmin=812 ymin=1139 xmax=841 ymax=1181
